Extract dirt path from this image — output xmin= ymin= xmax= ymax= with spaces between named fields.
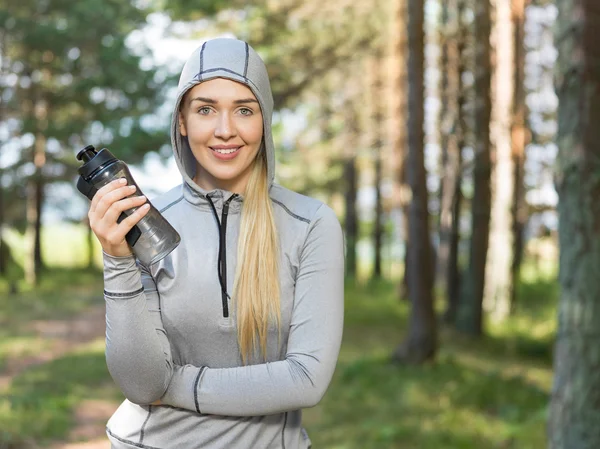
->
xmin=1 ymin=305 xmax=114 ymax=449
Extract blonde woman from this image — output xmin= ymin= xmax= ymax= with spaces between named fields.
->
xmin=88 ymin=38 xmax=344 ymax=449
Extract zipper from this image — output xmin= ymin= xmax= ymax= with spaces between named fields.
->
xmin=219 ymin=194 xmax=237 ymax=317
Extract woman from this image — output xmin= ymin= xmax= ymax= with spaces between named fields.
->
xmin=89 ymin=38 xmax=344 ymax=449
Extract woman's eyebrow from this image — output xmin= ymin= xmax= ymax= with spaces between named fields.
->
xmin=233 ymin=98 xmax=259 ymax=104
xmin=189 ymin=97 xmax=258 ymax=105
xmin=190 ymin=96 xmax=217 ymax=104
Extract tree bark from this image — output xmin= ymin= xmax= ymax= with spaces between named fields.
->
xmin=344 ymin=155 xmax=358 ymax=278
xmin=389 ymin=0 xmax=409 ymax=297
xmin=24 ymin=99 xmax=48 ymax=285
xmin=455 ymin=0 xmax=492 ymax=336
xmin=548 ymin=0 xmax=600 ymax=446
xmin=509 ymin=0 xmax=530 ymax=314
xmin=483 ymin=0 xmax=515 ymax=322
xmin=372 ymin=49 xmax=385 ymax=280
xmin=393 ymin=0 xmax=437 ymax=363
xmin=437 ymin=0 xmax=463 ymax=308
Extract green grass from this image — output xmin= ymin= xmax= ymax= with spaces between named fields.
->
xmin=0 ymin=258 xmax=558 ymax=448
xmin=302 ymin=270 xmax=557 ymax=449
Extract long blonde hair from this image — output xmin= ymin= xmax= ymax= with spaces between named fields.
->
xmin=233 ymin=150 xmax=280 ymax=364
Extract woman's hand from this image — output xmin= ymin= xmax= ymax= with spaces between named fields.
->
xmin=88 ymin=178 xmax=150 ymax=257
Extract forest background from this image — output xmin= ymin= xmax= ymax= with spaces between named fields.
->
xmin=0 ymin=0 xmax=595 ymax=448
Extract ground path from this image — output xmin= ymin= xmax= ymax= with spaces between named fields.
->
xmin=2 ymin=305 xmax=113 ymax=449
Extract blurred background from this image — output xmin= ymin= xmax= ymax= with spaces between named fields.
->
xmin=0 ymin=0 xmax=589 ymax=447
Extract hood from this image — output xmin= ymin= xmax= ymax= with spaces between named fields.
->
xmin=171 ymin=38 xmax=275 ymax=195
xmin=170 ymin=38 xmax=276 ymax=195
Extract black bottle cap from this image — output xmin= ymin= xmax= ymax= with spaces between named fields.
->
xmin=76 ymin=145 xmax=98 ymax=163
xmin=76 ymin=146 xmax=118 ymax=179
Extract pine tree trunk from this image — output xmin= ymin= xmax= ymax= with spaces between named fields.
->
xmin=455 ymin=0 xmax=492 ymax=336
xmin=372 ymin=50 xmax=385 ymax=280
xmin=436 ymin=0 xmax=451 ymax=287
xmin=344 ymin=147 xmax=359 ymax=278
xmin=86 ymin=217 xmax=95 ymax=270
xmin=389 ymin=0 xmax=409 ymax=297
xmin=393 ymin=0 xmax=437 ymax=363
xmin=484 ymin=0 xmax=515 ymax=322
xmin=437 ymin=0 xmax=462 ymax=295
xmin=509 ymin=0 xmax=529 ymax=314
xmin=548 ymin=0 xmax=600 ymax=446
xmin=443 ymin=0 xmax=467 ymax=324
xmin=25 ymin=101 xmax=48 ymax=285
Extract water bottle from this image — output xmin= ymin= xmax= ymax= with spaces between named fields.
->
xmin=76 ymin=145 xmax=181 ymax=266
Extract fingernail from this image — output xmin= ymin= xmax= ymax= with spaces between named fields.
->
xmin=119 ymin=178 xmax=127 ymax=184
xmin=129 ymin=185 xmax=136 ymax=190
xmin=142 ymin=204 xmax=150 ymax=210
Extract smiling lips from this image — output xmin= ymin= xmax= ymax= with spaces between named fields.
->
xmin=210 ymin=145 xmax=242 ymax=160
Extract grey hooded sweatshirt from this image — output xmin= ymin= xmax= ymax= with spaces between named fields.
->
xmin=102 ymin=38 xmax=344 ymax=449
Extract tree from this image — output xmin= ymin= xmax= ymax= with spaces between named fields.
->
xmin=2 ymin=0 xmax=169 ymax=284
xmin=393 ymin=0 xmax=436 ymax=363
xmin=548 ymin=0 xmax=600 ymax=446
xmin=455 ymin=0 xmax=492 ymax=336
xmin=438 ymin=0 xmax=466 ymax=323
xmin=483 ymin=0 xmax=515 ymax=322
xmin=371 ymin=48 xmax=385 ymax=280
xmin=509 ymin=0 xmax=530 ymax=313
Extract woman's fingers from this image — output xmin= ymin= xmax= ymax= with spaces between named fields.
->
xmin=103 ymin=194 xmax=148 ymax=224
xmin=103 ymin=203 xmax=151 ymax=247
xmin=90 ymin=178 xmax=127 ymax=214
xmin=94 ymin=184 xmax=138 ymax=220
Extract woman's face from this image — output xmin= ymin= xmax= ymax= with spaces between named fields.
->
xmin=179 ymin=78 xmax=264 ymax=193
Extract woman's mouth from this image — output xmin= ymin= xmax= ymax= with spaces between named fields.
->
xmin=210 ymin=146 xmax=242 ymax=160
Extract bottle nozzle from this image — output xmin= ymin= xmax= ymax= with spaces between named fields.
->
xmin=76 ymin=145 xmax=98 ymax=163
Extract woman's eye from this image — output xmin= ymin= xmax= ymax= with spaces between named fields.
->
xmin=198 ymin=107 xmax=211 ymax=115
xmin=239 ymin=108 xmax=253 ymax=116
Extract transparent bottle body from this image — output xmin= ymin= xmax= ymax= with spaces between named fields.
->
xmin=91 ymin=161 xmax=181 ymax=265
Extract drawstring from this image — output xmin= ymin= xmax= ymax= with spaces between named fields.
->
xmin=206 ymin=193 xmax=238 ymax=317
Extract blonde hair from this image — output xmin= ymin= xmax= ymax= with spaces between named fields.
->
xmin=233 ymin=150 xmax=280 ymax=364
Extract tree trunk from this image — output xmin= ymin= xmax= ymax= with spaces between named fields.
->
xmin=455 ymin=0 xmax=492 ymax=336
xmin=483 ymin=0 xmax=515 ymax=322
xmin=509 ymin=0 xmax=529 ymax=314
xmin=443 ymin=0 xmax=467 ymax=324
xmin=372 ymin=49 xmax=385 ymax=280
xmin=25 ymin=100 xmax=47 ymax=285
xmin=85 ymin=216 xmax=95 ymax=270
xmin=389 ymin=0 xmax=409 ymax=297
xmin=436 ymin=0 xmax=450 ymax=286
xmin=393 ymin=0 xmax=437 ymax=364
xmin=548 ymin=0 xmax=600 ymax=446
xmin=344 ymin=97 xmax=359 ymax=278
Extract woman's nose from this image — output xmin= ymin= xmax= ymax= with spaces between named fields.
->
xmin=215 ymin=113 xmax=235 ymax=139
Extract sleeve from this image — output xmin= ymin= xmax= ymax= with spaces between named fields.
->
xmin=103 ymin=253 xmax=173 ymax=404
xmin=160 ymin=204 xmax=344 ymax=416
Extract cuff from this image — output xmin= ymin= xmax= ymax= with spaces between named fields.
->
xmin=103 ymin=252 xmax=142 ymax=298
xmin=161 ymin=364 xmax=207 ymax=413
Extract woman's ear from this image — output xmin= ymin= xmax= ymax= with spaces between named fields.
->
xmin=178 ymin=112 xmax=187 ymax=136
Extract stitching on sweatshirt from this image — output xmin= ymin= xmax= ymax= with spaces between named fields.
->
xmin=243 ymin=42 xmax=249 ymax=79
xmin=198 ymin=42 xmax=207 ymax=81
xmin=107 ymin=427 xmax=162 ymax=449
xmin=139 ymin=405 xmax=152 ymax=444
xmin=193 ymin=366 xmax=207 ymax=414
xmin=104 ymin=287 xmax=144 ymax=299
xmin=159 ymin=195 xmax=184 ymax=213
xmin=196 ymin=67 xmax=261 ymax=92
xmin=271 ymin=198 xmax=311 ymax=224
xmin=281 ymin=412 xmax=288 ymax=449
